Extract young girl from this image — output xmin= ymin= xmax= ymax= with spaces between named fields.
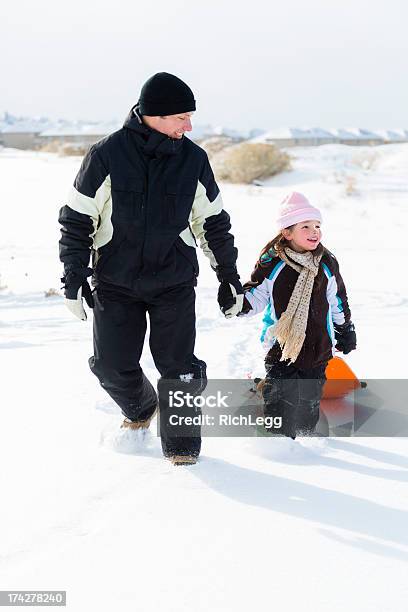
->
xmin=240 ymin=192 xmax=356 ymax=438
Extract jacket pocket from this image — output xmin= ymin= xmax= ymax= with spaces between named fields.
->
xmin=174 ymin=236 xmax=199 ymax=275
xmin=94 ymin=238 xmax=125 ymax=275
xmin=111 ymin=176 xmax=144 ymax=220
xmin=166 ymin=178 xmax=197 ymax=224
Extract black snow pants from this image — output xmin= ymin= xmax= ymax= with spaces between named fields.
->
xmin=88 ymin=283 xmax=206 ymax=457
xmin=261 ymin=361 xmax=327 ymax=438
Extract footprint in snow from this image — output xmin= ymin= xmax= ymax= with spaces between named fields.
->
xmin=246 ymin=436 xmax=329 ymax=463
xmin=99 ymin=421 xmax=161 ymax=457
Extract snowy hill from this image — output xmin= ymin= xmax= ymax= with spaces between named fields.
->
xmin=0 ymin=144 xmax=408 ymax=611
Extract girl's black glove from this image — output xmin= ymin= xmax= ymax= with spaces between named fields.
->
xmin=334 ymin=321 xmax=357 ymax=354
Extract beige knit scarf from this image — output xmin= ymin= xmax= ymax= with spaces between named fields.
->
xmin=266 ymin=247 xmax=323 ymax=364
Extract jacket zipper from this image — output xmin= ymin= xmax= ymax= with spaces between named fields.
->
xmin=137 ymin=175 xmax=148 ymax=281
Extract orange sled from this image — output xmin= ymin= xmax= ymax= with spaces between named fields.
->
xmin=322 ymin=356 xmax=365 ymax=399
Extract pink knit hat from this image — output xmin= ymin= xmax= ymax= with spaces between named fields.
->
xmin=276 ymin=192 xmax=322 ymax=230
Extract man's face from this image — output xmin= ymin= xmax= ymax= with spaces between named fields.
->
xmin=143 ymin=112 xmax=194 ymax=139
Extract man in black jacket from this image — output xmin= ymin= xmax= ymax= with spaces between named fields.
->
xmin=58 ymin=72 xmax=243 ymax=465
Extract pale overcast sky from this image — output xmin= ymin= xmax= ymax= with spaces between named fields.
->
xmin=2 ymin=0 xmax=408 ymax=130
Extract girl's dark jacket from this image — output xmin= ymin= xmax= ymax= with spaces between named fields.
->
xmin=58 ymin=107 xmax=239 ymax=295
xmin=241 ymin=248 xmax=351 ymax=370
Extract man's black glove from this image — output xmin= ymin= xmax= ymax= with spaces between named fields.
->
xmin=60 ymin=267 xmax=94 ymax=321
xmin=334 ymin=321 xmax=357 ymax=355
xmin=217 ymin=275 xmax=244 ymax=318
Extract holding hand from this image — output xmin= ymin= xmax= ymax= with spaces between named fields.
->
xmin=217 ymin=276 xmax=244 ymax=318
xmin=61 ymin=267 xmax=94 ymax=321
xmin=334 ymin=321 xmax=357 ymax=355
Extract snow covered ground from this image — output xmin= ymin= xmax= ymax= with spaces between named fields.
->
xmin=1 ymin=144 xmax=408 ymax=611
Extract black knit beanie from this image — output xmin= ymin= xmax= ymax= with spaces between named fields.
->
xmin=138 ymin=72 xmax=196 ymax=116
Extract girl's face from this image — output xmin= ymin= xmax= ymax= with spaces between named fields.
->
xmin=282 ymin=220 xmax=322 ymax=253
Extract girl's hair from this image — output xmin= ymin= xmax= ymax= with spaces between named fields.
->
xmin=259 ymin=225 xmax=325 ymax=266
xmin=259 ymin=231 xmax=290 ymax=264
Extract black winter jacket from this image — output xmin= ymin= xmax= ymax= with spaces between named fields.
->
xmin=58 ymin=106 xmax=238 ymax=294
